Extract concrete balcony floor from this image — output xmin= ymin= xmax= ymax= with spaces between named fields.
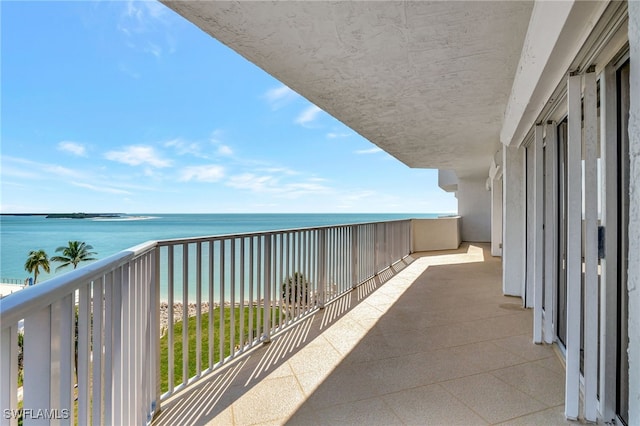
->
xmin=154 ymin=243 xmax=573 ymax=426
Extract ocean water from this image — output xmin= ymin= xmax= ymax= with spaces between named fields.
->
xmin=0 ymin=213 xmax=442 ymax=284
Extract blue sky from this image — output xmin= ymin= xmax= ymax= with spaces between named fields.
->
xmin=1 ymin=1 xmax=457 ymax=214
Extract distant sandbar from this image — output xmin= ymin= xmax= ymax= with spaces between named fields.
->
xmin=45 ymin=213 xmax=122 ymax=219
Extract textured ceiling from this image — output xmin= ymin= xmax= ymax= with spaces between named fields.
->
xmin=163 ymin=1 xmax=533 ymax=178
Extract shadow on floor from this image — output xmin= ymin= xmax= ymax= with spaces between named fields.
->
xmin=152 ymin=255 xmax=417 ymax=425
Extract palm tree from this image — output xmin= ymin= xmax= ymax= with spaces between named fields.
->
xmin=51 ymin=241 xmax=97 ymax=271
xmin=24 ymin=249 xmax=50 ymax=285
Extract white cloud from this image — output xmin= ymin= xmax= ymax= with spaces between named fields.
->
xmin=326 ymin=132 xmax=351 ymax=139
xmin=226 ymin=172 xmax=330 ymax=199
xmin=0 ymin=165 xmax=40 ymax=180
xmin=354 ymin=147 xmax=383 ymax=155
xmin=164 ymin=135 xmax=233 ymax=159
xmin=58 ymin=141 xmax=87 ymax=157
xmin=2 ymin=155 xmax=82 ymax=180
xmin=119 ymin=0 xmax=173 ymax=58
xmin=344 ymin=190 xmax=376 ymax=201
xmin=71 ymin=182 xmax=132 ymax=195
xmin=280 ymin=182 xmax=331 ymax=199
xmin=217 ymin=145 xmax=233 ymax=156
xmin=264 ymin=85 xmax=298 ymax=109
xmin=180 ymin=165 xmax=225 ymax=182
xmin=165 ymin=138 xmax=206 ymax=158
xmin=258 ymin=167 xmax=298 ymax=175
xmin=118 ymin=63 xmax=141 ymax=79
xmin=104 ymin=145 xmax=172 ymax=168
xmin=145 ymin=42 xmax=162 ymax=58
xmin=295 ymin=105 xmax=323 ymax=125
xmin=226 ymin=173 xmax=275 ymax=191
xmin=142 ymin=1 xmax=167 ymax=20
xmin=43 ymin=164 xmax=81 ymax=178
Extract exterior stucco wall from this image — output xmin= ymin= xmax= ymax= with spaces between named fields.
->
xmin=628 ymin=2 xmax=639 ymax=423
xmin=411 ymin=217 xmax=461 ymax=252
xmin=438 ymin=169 xmax=458 ymax=193
xmin=502 ymin=145 xmax=526 ymax=297
xmin=457 ymin=177 xmax=491 ymax=242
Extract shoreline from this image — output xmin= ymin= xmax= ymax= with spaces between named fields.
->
xmin=159 ymin=301 xmax=264 ymax=331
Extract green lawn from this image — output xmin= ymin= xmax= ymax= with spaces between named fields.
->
xmin=159 ymin=306 xmax=280 ymax=393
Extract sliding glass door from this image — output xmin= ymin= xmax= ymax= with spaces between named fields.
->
xmin=557 ymin=120 xmax=568 ymax=347
xmin=616 ymin=59 xmax=629 ymax=426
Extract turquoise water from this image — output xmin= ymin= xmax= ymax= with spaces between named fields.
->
xmin=0 ymin=213 xmax=441 ymax=284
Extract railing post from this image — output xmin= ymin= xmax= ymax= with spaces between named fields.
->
xmin=263 ymin=234 xmax=272 ymax=343
xmin=373 ymin=224 xmax=378 ymax=274
xmin=152 ymin=247 xmax=161 ymax=418
xmin=1 ymin=326 xmax=18 ymax=426
xmin=318 ymin=228 xmax=327 ymax=308
xmin=351 ymin=225 xmax=358 ymax=289
xmin=78 ymin=284 xmax=91 ymax=425
xmin=23 ymin=306 xmax=52 ymax=426
xmin=50 ymin=294 xmax=73 ymax=426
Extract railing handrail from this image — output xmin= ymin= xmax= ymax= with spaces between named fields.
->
xmin=0 ymin=240 xmax=157 ymax=327
xmin=0 ymin=219 xmax=414 ymax=326
xmin=156 ymin=218 xmax=412 ymax=246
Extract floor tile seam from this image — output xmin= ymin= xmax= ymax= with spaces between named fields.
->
xmin=483 ymin=355 xmax=564 ymax=378
xmin=290 ymin=363 xmax=314 ymax=399
xmin=360 ymin=299 xmax=389 ymax=314
xmin=418 ymin=338 xmax=533 ymax=362
xmin=417 ymin=300 xmax=516 ymax=315
xmin=230 ymin=404 xmax=236 ymax=426
xmin=488 ymin=369 xmax=557 ymax=408
xmin=372 ymin=396 xmax=407 ymax=425
xmin=489 ymin=404 xmax=567 ymax=425
xmin=439 ymin=371 xmax=552 ymax=424
xmin=337 ymin=347 xmax=433 ymax=369
xmin=481 ymin=340 xmax=533 ymax=364
xmin=484 ymin=340 xmax=561 ymax=369
xmin=319 ymin=332 xmax=351 ymax=359
xmin=344 ymin=304 xmax=387 ymax=321
xmin=376 ymin=391 xmax=418 ymax=426
xmin=309 ymin=386 xmax=397 ymax=413
xmin=493 ymin=342 xmax=558 ymax=365
xmin=419 ymin=338 xmax=513 ymax=354
xmin=421 ymin=311 xmax=531 ymax=332
xmin=424 ymin=333 xmax=526 ymax=351
xmin=231 ymin=378 xmax=307 ymax=426
xmin=419 ymin=313 xmax=529 ymax=330
xmin=532 ymin=355 xmax=567 ymax=375
xmin=338 ymin=346 xmax=439 ymax=366
xmin=434 ymin=380 xmax=493 ymax=424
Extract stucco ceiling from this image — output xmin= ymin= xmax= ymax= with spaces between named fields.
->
xmin=163 ymin=1 xmax=533 ymax=178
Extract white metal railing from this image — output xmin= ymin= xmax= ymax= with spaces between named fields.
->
xmin=0 ymin=279 xmax=24 ymax=286
xmin=156 ymin=219 xmax=411 ymax=399
xmin=0 ymin=219 xmax=411 ymax=425
xmin=0 ymin=242 xmax=159 ymax=426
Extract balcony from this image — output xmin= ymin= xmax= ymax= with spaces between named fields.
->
xmin=154 ymin=243 xmax=568 ymax=425
xmin=0 ymin=219 xmax=568 ymax=425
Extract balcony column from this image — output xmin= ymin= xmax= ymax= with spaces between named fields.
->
xmin=457 ymin=177 xmax=491 ymax=242
xmin=627 ymin=3 xmax=639 ymax=424
xmin=489 ymin=152 xmax=503 ymax=257
xmin=502 ymin=144 xmax=526 ymax=297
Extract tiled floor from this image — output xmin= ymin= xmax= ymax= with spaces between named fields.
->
xmin=153 ymin=243 xmax=573 ymax=425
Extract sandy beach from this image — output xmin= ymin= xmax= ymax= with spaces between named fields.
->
xmin=160 ymin=302 xmax=215 ymax=331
